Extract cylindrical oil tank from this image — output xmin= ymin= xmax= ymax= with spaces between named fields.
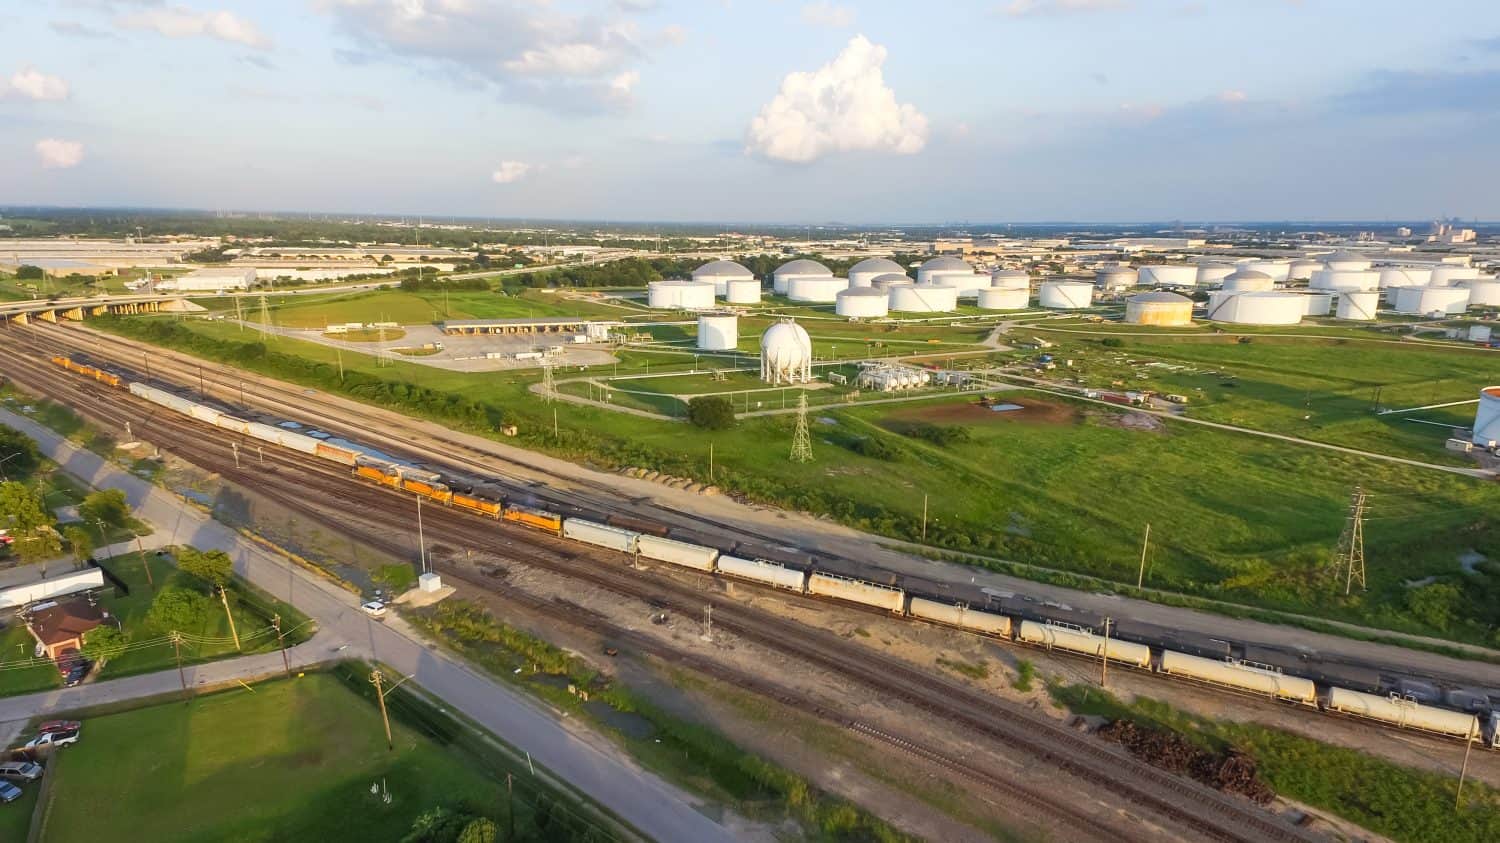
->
xmin=1335 ymin=290 xmax=1380 ymax=321
xmin=976 ymin=287 xmax=1029 ymax=310
xmin=649 ymin=279 xmax=714 ymax=309
xmin=1095 ymin=267 xmax=1135 ymax=291
xmin=773 ymin=259 xmax=833 ymax=294
xmin=1377 ymin=266 xmax=1432 ymax=290
xmin=908 ymin=598 xmax=1012 ymax=636
xmin=871 ymin=273 xmax=914 ymax=291
xmin=1474 ymin=387 xmax=1500 ymax=447
xmin=1394 ymin=286 xmax=1470 ymax=315
xmin=1298 ymin=292 xmax=1334 ymax=316
xmin=1326 ymin=687 xmax=1480 ymax=739
xmin=724 ymin=277 xmax=762 ymax=304
xmin=692 ymin=259 xmax=754 ymax=296
xmin=1430 ymin=265 xmax=1480 ymax=287
xmin=990 ymin=269 xmax=1030 ymax=291
xmin=635 ymin=534 xmax=719 ymax=571
xmin=848 ymin=257 xmax=905 ymax=288
xmin=1206 ymin=291 xmax=1305 ymax=325
xmin=1125 ymin=291 xmax=1193 ymax=326
xmin=1196 ymin=263 xmax=1234 ymax=286
xmin=807 ymin=572 xmax=904 ymax=613
xmin=1323 ymin=250 xmax=1373 ymax=272
xmin=1311 ymin=269 xmax=1379 ymax=292
xmin=646 ymin=280 xmax=678 ymax=308
xmin=1465 ymin=279 xmax=1500 ymax=306
xmin=950 ymin=273 xmax=992 ymax=298
xmin=1288 ymin=260 xmax=1323 ymax=281
xmin=786 ymin=275 xmax=848 ymax=302
xmin=715 ymin=555 xmax=807 ymax=591
xmin=1159 ymin=651 xmax=1317 ymax=703
xmin=1040 ymin=281 xmax=1095 ymax=309
xmin=1220 ymin=269 xmax=1275 ymax=293
xmin=562 ymin=518 xmax=639 ymax=553
xmin=1238 ymin=260 xmax=1291 ymax=283
xmin=1017 ymin=621 xmax=1151 ymax=668
xmin=916 ymin=256 xmax=973 ymax=285
xmin=697 ymin=314 xmax=739 ymax=350
xmin=1137 ymin=265 xmax=1197 ymax=288
xmin=890 ymin=284 xmax=959 ymax=312
xmin=836 ymin=287 xmax=890 ymax=318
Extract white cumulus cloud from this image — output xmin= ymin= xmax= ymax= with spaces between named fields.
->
xmin=746 ymin=35 xmax=927 ymax=164
xmin=35 ymin=139 xmax=84 ymax=169
xmin=1004 ymin=0 xmax=1127 ymax=17
xmin=5 ymin=67 xmax=71 ymax=101
xmin=492 ymin=161 xmax=532 ymax=184
xmin=117 ymin=6 xmax=272 ymax=50
xmin=1219 ymin=89 xmax=1248 ymax=103
xmin=800 ymin=2 xmax=855 ymax=28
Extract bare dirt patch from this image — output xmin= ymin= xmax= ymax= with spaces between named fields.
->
xmin=1093 ymin=409 xmax=1167 ymax=433
xmin=886 ymin=397 xmax=1080 ymax=426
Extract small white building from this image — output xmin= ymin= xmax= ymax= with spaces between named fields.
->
xmin=163 ymin=267 xmax=256 ymax=292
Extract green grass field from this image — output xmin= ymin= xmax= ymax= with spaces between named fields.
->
xmin=211 ymin=287 xmax=623 ymax=329
xmin=33 ymin=673 xmax=505 ymax=843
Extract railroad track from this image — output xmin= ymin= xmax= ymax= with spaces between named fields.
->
xmin=0 ymin=334 xmax=1315 ymax=843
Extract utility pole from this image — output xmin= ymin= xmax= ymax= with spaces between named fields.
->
xmin=921 ymin=493 xmax=929 ymax=542
xmin=790 ymin=393 xmax=813 ymax=463
xmin=198 ymin=364 xmax=206 ymax=399
xmin=219 ymin=585 xmax=241 ymax=651
xmin=541 ymin=363 xmax=556 ymax=403
xmin=335 ymin=346 xmax=344 ymax=382
xmin=1099 ymin=617 xmax=1112 ymax=688
xmin=702 ymin=604 xmax=713 ymax=641
xmin=231 ymin=442 xmax=240 ymax=469
xmin=273 ymin=614 xmax=290 ymax=677
xmin=171 ymin=631 xmax=188 ymax=701
xmin=708 ymin=442 xmax=714 ymax=484
xmin=370 ymin=669 xmax=394 ymax=750
xmin=136 ymin=536 xmax=153 ymax=587
xmin=1137 ymin=523 xmax=1151 ymax=589
xmin=506 ymin=773 xmax=515 ymax=841
xmin=1457 ymin=719 xmax=1476 ymax=809
xmin=1336 ymin=486 xmax=1368 ymax=595
xmin=416 ymin=494 xmax=427 ymax=574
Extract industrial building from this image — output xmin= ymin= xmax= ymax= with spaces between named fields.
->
xmin=1206 ymin=291 xmax=1305 ymax=325
xmin=1125 ymin=291 xmax=1193 ymax=326
xmin=160 ymin=267 xmax=256 ymax=292
xmin=697 ymin=314 xmax=739 ymax=350
xmin=442 ymin=318 xmax=609 ymax=339
xmin=760 ymin=320 xmax=812 ymax=385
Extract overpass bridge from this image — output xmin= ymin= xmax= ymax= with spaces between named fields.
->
xmin=0 ymin=294 xmax=198 ymax=326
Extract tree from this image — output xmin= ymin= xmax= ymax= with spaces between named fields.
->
xmin=456 ymin=818 xmax=496 ymax=843
xmin=147 ymin=586 xmax=210 ymax=633
xmin=177 ymin=547 xmax=233 ymax=588
xmin=81 ymin=625 xmax=128 ymax=666
xmin=15 ymin=265 xmax=43 ymax=280
xmin=0 ymin=481 xmax=61 ymax=564
xmin=63 ymin=525 xmax=94 ymax=565
xmin=402 ymin=807 xmax=470 ymax=843
xmin=686 ymin=396 xmax=736 ymax=430
xmin=0 ymin=428 xmax=40 ymax=481
xmin=79 ymin=489 xmax=131 ymax=531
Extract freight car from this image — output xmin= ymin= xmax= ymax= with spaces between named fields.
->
xmin=715 ymin=555 xmax=809 ymax=591
xmin=1326 ymin=687 xmax=1482 ymax=740
xmin=908 ymin=598 xmax=1011 ymax=637
xmin=1017 ymin=620 xmax=1152 ymax=669
xmin=807 ymin=572 xmax=905 ymax=613
xmin=607 ymin=513 xmax=671 ymax=537
xmin=636 ymin=534 xmax=718 ymax=572
xmin=1160 ymin=650 xmax=1317 ymax=705
xmin=563 ymin=519 xmax=639 ymax=554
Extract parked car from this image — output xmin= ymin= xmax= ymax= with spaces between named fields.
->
xmin=360 ymin=601 xmax=387 ymax=619
xmin=24 ymin=728 xmax=79 ymax=751
xmin=59 ymin=659 xmax=90 ymax=688
xmin=0 ymin=781 xmax=20 ymax=803
xmin=37 ymin=720 xmax=80 ymax=735
xmin=0 ymin=761 xmax=42 ymax=781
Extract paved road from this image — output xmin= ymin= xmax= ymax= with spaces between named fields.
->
xmin=0 ymin=408 xmax=740 ymax=843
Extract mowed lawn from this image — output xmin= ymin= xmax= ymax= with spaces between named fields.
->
xmin=259 ymin=288 xmax=611 ymax=329
xmin=36 ymin=673 xmax=502 ymax=843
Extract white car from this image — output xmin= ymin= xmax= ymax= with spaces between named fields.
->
xmin=24 ymin=728 xmax=79 ymax=750
xmin=360 ymin=601 xmax=387 ymax=619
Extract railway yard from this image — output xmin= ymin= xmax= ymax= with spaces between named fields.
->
xmin=5 ymin=314 xmax=1500 ymax=842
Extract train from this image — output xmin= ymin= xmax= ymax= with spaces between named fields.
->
xmin=52 ymin=354 xmax=1500 ymax=748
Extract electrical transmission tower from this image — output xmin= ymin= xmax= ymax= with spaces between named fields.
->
xmin=790 ymin=392 xmax=813 ymax=463
xmin=540 ymin=364 xmax=556 ymax=403
xmin=257 ymin=295 xmax=274 ymax=341
xmin=1336 ymin=486 xmax=1368 ymax=594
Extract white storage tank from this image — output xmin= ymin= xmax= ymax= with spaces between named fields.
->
xmin=1323 ymin=250 xmax=1373 ymax=272
xmin=648 ymin=279 xmax=715 ymax=309
xmin=1336 ymin=290 xmax=1380 ymax=321
xmin=871 ymin=273 xmax=915 ymax=291
xmin=1394 ymin=286 xmax=1470 ymax=316
xmin=916 ymin=256 xmax=974 ymax=285
xmin=772 ymin=259 xmax=833 ymax=295
xmin=1464 ymin=279 xmax=1500 ymax=307
xmin=1298 ymin=292 xmax=1334 ymax=317
xmin=890 ymin=284 xmax=959 ymax=313
xmin=1039 ymin=281 xmax=1094 ymax=309
xmin=1138 ymin=265 xmax=1197 ymax=288
xmin=1125 ymin=291 xmax=1193 ymax=326
xmin=1206 ymin=291 xmax=1305 ymax=325
xmin=836 ymin=287 xmax=890 ymax=318
xmin=1220 ymin=269 xmax=1275 ymax=293
xmin=1238 ymin=260 xmax=1291 ymax=283
xmin=1311 ymin=269 xmax=1380 ymax=292
xmin=1288 ymin=260 xmax=1323 ymax=281
xmin=1474 ymin=387 xmax=1500 ymax=447
xmin=697 ymin=314 xmax=739 ymax=350
xmin=1430 ymin=265 xmax=1480 ymax=287
xmin=1095 ymin=267 xmax=1135 ymax=291
xmin=848 ymin=257 xmax=905 ymax=288
xmin=976 ymin=287 xmax=1029 ymax=310
xmin=1196 ymin=263 xmax=1234 ymax=287
xmin=786 ymin=275 xmax=847 ymax=302
xmin=1377 ymin=266 xmax=1432 ymax=290
xmin=724 ymin=277 xmax=762 ymax=304
xmin=692 ymin=260 xmax=755 ymax=297
xmin=989 ymin=269 xmax=1030 ymax=291
xmin=950 ymin=273 xmax=993 ymax=298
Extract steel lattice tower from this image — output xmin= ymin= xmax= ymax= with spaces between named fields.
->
xmin=257 ymin=295 xmax=274 ymax=341
xmin=790 ymin=393 xmax=813 ymax=463
xmin=1337 ymin=486 xmax=1367 ymax=594
xmin=540 ymin=364 xmax=556 ymax=403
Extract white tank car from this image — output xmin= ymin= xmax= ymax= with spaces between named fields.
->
xmin=715 ymin=556 xmax=808 ymax=591
xmin=1325 ymin=687 xmax=1480 ymax=739
xmin=214 ymin=415 xmax=252 ymax=435
xmin=908 ymin=598 xmax=1011 ymax=636
xmin=276 ymin=429 xmax=319 ymax=454
xmin=807 ymin=572 xmax=905 ymax=613
xmin=562 ymin=519 xmax=639 ymax=554
xmin=1017 ymin=620 xmax=1151 ymax=668
xmin=635 ymin=534 xmax=718 ymax=572
xmin=1159 ymin=651 xmax=1316 ymax=704
xmin=189 ymin=403 xmax=223 ymax=425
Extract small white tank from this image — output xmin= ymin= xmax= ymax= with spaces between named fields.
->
xmin=1474 ymin=387 xmax=1500 ymax=447
xmin=1095 ymin=268 xmax=1135 ymax=291
xmin=1336 ymin=290 xmax=1380 ymax=321
xmin=1196 ymin=263 xmax=1234 ymax=286
xmin=835 ymin=287 xmax=890 ymax=318
xmin=871 ymin=273 xmax=915 ymax=290
xmin=697 ymin=314 xmax=739 ymax=350
xmin=724 ymin=277 xmax=761 ymax=304
xmin=1311 ymin=269 xmax=1380 ymax=292
xmin=786 ymin=276 xmax=847 ymax=303
xmin=1394 ymin=286 xmax=1471 ymax=315
xmin=1430 ymin=266 xmax=1480 ymax=287
xmin=1221 ymin=270 xmax=1275 ymax=293
xmin=890 ymin=284 xmax=959 ymax=312
xmin=1464 ymin=279 xmax=1500 ymax=307
xmin=1039 ymin=281 xmax=1094 ymax=309
xmin=1288 ymin=260 xmax=1323 ymax=281
xmin=1238 ymin=260 xmax=1291 ymax=283
xmin=1377 ymin=266 xmax=1432 ymax=290
xmin=1138 ymin=265 xmax=1198 ymax=288
xmin=976 ymin=287 xmax=1029 ymax=310
xmin=990 ymin=269 xmax=1030 ymax=291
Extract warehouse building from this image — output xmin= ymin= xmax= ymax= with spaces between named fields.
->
xmin=442 ymin=318 xmax=610 ymax=340
xmin=161 ymin=267 xmax=257 ymax=292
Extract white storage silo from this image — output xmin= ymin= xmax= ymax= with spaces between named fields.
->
xmin=676 ymin=280 xmax=716 ymax=309
xmin=693 ymin=260 xmax=755 ymax=297
xmin=1196 ymin=263 xmax=1234 ymax=286
xmin=1474 ymin=387 xmax=1500 ymax=447
xmin=1125 ymin=291 xmax=1193 ymax=326
xmin=976 ymin=287 xmax=1029 ymax=310
xmin=697 ymin=314 xmax=739 ymax=350
xmin=1096 ymin=267 xmax=1135 ymax=291
xmin=1298 ymin=292 xmax=1334 ymax=316
xmin=916 ymin=256 xmax=974 ymax=285
xmin=1336 ymin=290 xmax=1380 ymax=321
xmin=836 ymin=287 xmax=890 ymax=318
xmin=1239 ymin=260 xmax=1291 ymax=283
xmin=1138 ymin=265 xmax=1198 ymax=288
xmin=1221 ymin=269 xmax=1276 ymax=293
xmin=1288 ymin=260 xmax=1323 ymax=281
xmin=1206 ymin=291 xmax=1305 ymax=325
xmin=951 ymin=273 xmax=993 ymax=298
xmin=647 ymin=280 xmax=679 ymax=308
xmin=1040 ymin=281 xmax=1095 ymax=309
xmin=871 ymin=273 xmax=915 ymax=290
xmin=1323 ymin=251 xmax=1373 ymax=272
xmin=1394 ymin=286 xmax=1471 ymax=315
xmin=786 ymin=276 xmax=847 ymax=303
xmin=1377 ymin=266 xmax=1432 ymax=290
xmin=890 ymin=284 xmax=959 ymax=313
xmin=1311 ymin=269 xmax=1380 ymax=292
xmin=990 ymin=269 xmax=1030 ymax=291
xmin=848 ymin=257 xmax=904 ymax=288
xmin=772 ymin=259 xmax=832 ymax=295
xmin=1464 ymin=279 xmax=1500 ymax=307
xmin=1430 ymin=266 xmax=1480 ymax=287
xmin=724 ymin=277 xmax=761 ymax=304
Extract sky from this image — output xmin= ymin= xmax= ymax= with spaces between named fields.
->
xmin=2 ymin=0 xmax=1498 ymax=224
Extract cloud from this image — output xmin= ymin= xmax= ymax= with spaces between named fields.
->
xmin=1003 ymin=0 xmax=1127 ymax=17
xmin=800 ymin=2 xmax=856 ymax=28
xmin=35 ymin=139 xmax=84 ymax=169
xmin=4 ymin=67 xmax=70 ymax=101
xmin=238 ymin=54 xmax=277 ymax=71
xmin=318 ymin=1 xmax=651 ymax=113
xmin=50 ymin=20 xmax=118 ymax=40
xmin=116 ymin=6 xmax=272 ymax=50
xmin=746 ymin=35 xmax=928 ymax=164
xmin=1219 ymin=89 xmax=1247 ymax=103
xmin=492 ymin=161 xmax=532 ymax=184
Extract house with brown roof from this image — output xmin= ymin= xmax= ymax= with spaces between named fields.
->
xmin=25 ymin=598 xmax=105 ymax=661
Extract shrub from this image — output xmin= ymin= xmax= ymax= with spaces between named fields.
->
xmin=686 ymin=396 xmax=736 ymax=430
xmin=903 ymin=423 xmax=972 ymax=447
xmin=1101 ymin=338 xmax=1124 ymax=348
xmin=850 ymin=435 xmax=902 ymax=461
xmin=147 ymin=586 xmax=211 ymax=632
xmin=15 ymin=265 xmax=44 ymax=280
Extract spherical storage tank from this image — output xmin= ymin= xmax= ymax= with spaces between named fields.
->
xmin=1238 ymin=260 xmax=1291 ymax=283
xmin=848 ymin=257 xmax=905 ymax=288
xmin=1323 ymin=250 xmax=1373 ymax=272
xmin=1431 ymin=266 xmax=1481 ymax=287
xmin=916 ymin=256 xmax=973 ymax=285
xmin=648 ymin=279 xmax=716 ymax=309
xmin=1196 ymin=263 xmax=1234 ymax=286
xmin=976 ymin=287 xmax=1029 ymax=310
xmin=1336 ymin=290 xmax=1380 ymax=321
xmin=724 ymin=277 xmax=761 ymax=304
xmin=1464 ymin=278 xmax=1500 ymax=307
xmin=1206 ymin=291 xmax=1305 ymax=325
xmin=1310 ymin=269 xmax=1379 ymax=292
xmin=1138 ymin=265 xmax=1197 ymax=288
xmin=1288 ymin=260 xmax=1323 ymax=281
xmin=890 ymin=284 xmax=959 ymax=313
xmin=1125 ymin=291 xmax=1193 ymax=326
xmin=759 ymin=319 xmax=811 ymax=384
xmin=692 ymin=260 xmax=754 ymax=297
xmin=1040 ymin=281 xmax=1094 ymax=310
xmin=871 ymin=273 xmax=915 ymax=291
xmin=990 ymin=269 xmax=1030 ymax=291
xmin=772 ymin=259 xmax=832 ymax=295
xmin=1220 ymin=269 xmax=1276 ymax=293
xmin=697 ymin=314 xmax=738 ymax=350
xmin=1095 ymin=267 xmax=1135 ymax=291
xmin=786 ymin=275 xmax=847 ymax=302
xmin=1394 ymin=286 xmax=1470 ymax=316
xmin=836 ymin=287 xmax=890 ymax=318
xmin=1474 ymin=387 xmax=1500 ymax=447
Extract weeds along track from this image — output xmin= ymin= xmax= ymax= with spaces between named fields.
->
xmin=1 ymin=331 xmax=1314 ymax=843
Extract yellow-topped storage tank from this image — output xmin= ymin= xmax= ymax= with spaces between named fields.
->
xmin=1124 ymin=291 xmax=1193 ymax=326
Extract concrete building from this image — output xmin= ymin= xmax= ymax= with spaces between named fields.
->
xmin=442 ymin=318 xmax=608 ymax=339
xmin=162 ymin=267 xmax=256 ymax=292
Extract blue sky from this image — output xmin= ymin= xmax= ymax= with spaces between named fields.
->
xmin=2 ymin=0 xmax=1497 ymax=223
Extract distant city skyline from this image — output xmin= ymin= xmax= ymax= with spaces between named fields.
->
xmin=3 ymin=1 xmax=1498 ymax=223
